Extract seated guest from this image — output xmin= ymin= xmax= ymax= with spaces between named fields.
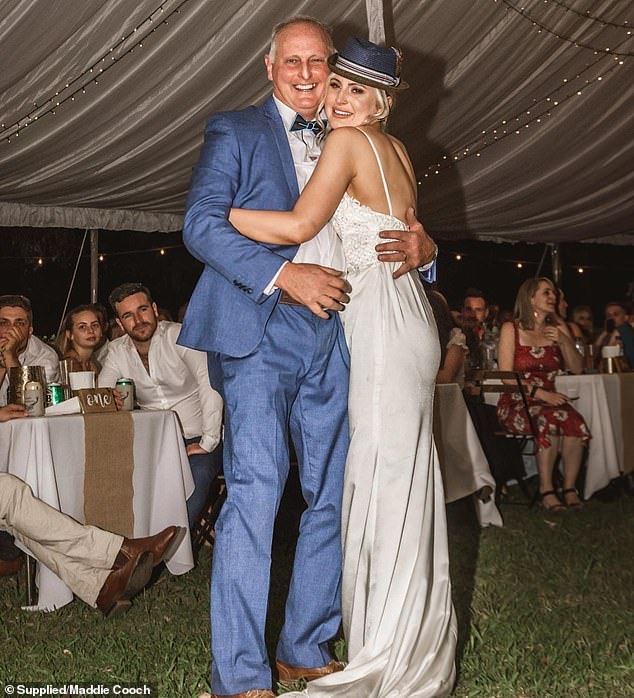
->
xmin=93 ymin=303 xmax=111 ymax=366
xmin=426 ymin=288 xmax=468 ymax=387
xmin=571 ymin=305 xmax=595 ymax=343
xmin=555 ymin=286 xmax=591 ymax=368
xmin=55 ymin=304 xmax=104 ymax=373
xmin=459 ymin=287 xmax=489 ymax=369
xmin=497 ymin=278 xmax=590 ymax=510
xmin=594 ymin=301 xmax=634 ymax=368
xmin=108 ymin=317 xmax=125 ymax=340
xmin=0 ymin=415 xmax=180 ymax=618
xmin=556 ymin=287 xmax=585 ymax=344
xmin=0 ymin=294 xmax=59 ymax=405
xmin=99 ymin=283 xmax=223 ymax=529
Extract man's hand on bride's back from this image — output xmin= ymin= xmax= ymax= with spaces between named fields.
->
xmin=277 ymin=263 xmax=351 ymax=320
xmin=376 ymin=208 xmax=437 ymax=280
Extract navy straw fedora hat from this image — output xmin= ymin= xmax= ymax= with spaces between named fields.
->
xmin=328 ymin=37 xmax=409 ymax=92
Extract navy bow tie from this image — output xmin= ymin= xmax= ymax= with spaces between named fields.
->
xmin=290 ymin=114 xmax=324 ymax=134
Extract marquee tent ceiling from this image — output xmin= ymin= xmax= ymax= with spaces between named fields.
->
xmin=1 ymin=0 xmax=632 ymax=243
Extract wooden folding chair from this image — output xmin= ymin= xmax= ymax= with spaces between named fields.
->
xmin=464 ymin=369 xmax=539 ymax=503
xmin=190 ymin=474 xmax=226 ymax=560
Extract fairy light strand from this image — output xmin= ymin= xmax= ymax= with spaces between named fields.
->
xmin=2 ymin=243 xmax=184 ymax=262
xmin=422 ymin=57 xmax=622 ymax=177
xmin=421 ymin=1 xmax=630 ymax=179
xmin=1 ymin=0 xmax=193 ymax=143
xmin=500 ymin=0 xmax=634 ymax=57
xmin=545 ymin=0 xmax=632 ymax=30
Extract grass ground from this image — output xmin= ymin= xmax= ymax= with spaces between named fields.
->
xmin=1 ymin=485 xmax=633 ymax=697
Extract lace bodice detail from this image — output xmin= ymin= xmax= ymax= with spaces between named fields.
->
xmin=332 ymin=193 xmax=406 ymax=273
xmin=330 ymin=127 xmax=408 ymax=274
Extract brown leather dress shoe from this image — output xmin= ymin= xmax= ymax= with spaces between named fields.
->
xmin=114 ymin=525 xmax=183 ymax=569
xmin=276 ymin=658 xmax=345 ymax=682
xmin=205 ymin=688 xmax=275 ymax=698
xmin=96 ymin=550 xmax=153 ymax=619
xmin=0 ymin=554 xmax=24 ymax=577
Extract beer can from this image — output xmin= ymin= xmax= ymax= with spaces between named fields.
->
xmin=47 ymin=382 xmax=65 ymax=406
xmin=116 ymin=378 xmax=135 ymax=411
xmin=24 ymin=380 xmax=45 ymax=417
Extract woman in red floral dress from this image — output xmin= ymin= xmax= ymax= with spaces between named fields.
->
xmin=497 ymin=278 xmax=590 ymax=510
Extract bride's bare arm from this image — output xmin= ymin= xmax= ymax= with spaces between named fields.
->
xmin=229 ymin=129 xmax=357 ymax=244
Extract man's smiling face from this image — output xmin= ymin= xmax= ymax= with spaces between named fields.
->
xmin=265 ymin=22 xmax=331 ymax=119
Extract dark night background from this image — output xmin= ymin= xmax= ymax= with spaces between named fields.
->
xmin=1 ymin=226 xmax=632 ymax=339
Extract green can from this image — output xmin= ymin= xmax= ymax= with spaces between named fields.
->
xmin=47 ymin=382 xmax=65 ymax=406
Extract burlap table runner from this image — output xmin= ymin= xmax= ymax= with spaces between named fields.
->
xmin=83 ymin=412 xmax=135 ymax=537
xmin=619 ymin=373 xmax=634 ymax=475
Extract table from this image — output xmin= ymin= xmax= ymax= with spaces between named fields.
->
xmin=434 ymin=383 xmax=503 ymax=527
xmin=0 ymin=409 xmax=195 ymax=610
xmin=555 ymin=373 xmax=633 ymax=498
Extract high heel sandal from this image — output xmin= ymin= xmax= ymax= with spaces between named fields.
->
xmin=538 ymin=490 xmax=566 ymax=512
xmin=562 ymin=487 xmax=583 ymax=509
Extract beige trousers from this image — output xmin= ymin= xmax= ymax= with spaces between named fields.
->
xmin=0 ymin=473 xmax=123 ymax=606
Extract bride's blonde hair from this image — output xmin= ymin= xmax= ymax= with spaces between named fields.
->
xmin=316 ymin=82 xmax=392 ymax=135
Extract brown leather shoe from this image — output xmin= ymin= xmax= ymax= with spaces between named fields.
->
xmin=205 ymin=688 xmax=275 ymax=698
xmin=114 ymin=525 xmax=184 ymax=569
xmin=0 ymin=554 xmax=24 ymax=577
xmin=276 ymin=658 xmax=345 ymax=682
xmin=96 ymin=550 xmax=153 ymax=618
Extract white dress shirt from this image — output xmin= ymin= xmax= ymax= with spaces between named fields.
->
xmin=98 ymin=321 xmax=223 ymax=452
xmin=264 ymin=98 xmax=345 ymax=292
xmin=0 ymin=335 xmax=60 ymax=406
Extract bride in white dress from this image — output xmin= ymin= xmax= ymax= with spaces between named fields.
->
xmin=229 ymin=37 xmax=457 ymax=698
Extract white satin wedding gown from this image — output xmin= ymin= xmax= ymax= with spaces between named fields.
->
xmin=285 ymin=130 xmax=457 ymax=698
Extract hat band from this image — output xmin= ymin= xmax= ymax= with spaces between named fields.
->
xmin=333 ymin=55 xmax=400 ymax=88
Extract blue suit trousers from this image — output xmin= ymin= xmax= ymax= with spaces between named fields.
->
xmin=207 ymin=304 xmax=349 ymax=694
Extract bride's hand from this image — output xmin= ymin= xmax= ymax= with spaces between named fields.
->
xmin=376 ymin=208 xmax=437 ymax=280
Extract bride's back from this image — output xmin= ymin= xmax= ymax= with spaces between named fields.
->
xmin=344 ymin=126 xmax=417 ymax=223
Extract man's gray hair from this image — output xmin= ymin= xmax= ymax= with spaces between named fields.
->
xmin=268 ymin=16 xmax=334 ymax=62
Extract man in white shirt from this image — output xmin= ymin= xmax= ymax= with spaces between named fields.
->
xmin=98 ymin=283 xmax=223 ymax=529
xmin=0 ymin=294 xmax=60 ymax=406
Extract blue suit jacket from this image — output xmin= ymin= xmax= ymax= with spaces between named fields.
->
xmin=179 ymin=97 xmax=302 ymax=357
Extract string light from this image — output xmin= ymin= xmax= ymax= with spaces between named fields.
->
xmin=422 ymin=2 xmax=631 ymax=179
xmin=501 ymin=0 xmax=634 ymax=57
xmin=2 ymin=243 xmax=183 ymax=264
xmin=516 ymin=263 xmax=523 ymax=269
xmin=544 ymin=0 xmax=632 ymax=30
xmin=1 ymin=0 xmax=190 ymax=143
xmin=455 ymin=254 xmax=462 ymax=261
xmin=578 ymin=267 xmax=584 ymax=273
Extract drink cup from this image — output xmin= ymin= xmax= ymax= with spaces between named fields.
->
xmin=69 ymin=371 xmax=96 ymax=391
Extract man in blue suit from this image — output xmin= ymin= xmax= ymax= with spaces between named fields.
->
xmin=179 ymin=16 xmax=437 ymax=698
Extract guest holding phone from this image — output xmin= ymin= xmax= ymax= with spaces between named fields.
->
xmin=594 ymin=301 xmax=634 ymax=368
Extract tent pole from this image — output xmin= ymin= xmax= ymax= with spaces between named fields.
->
xmin=551 ymin=242 xmax=562 ymax=286
xmin=90 ymin=229 xmax=99 ymax=303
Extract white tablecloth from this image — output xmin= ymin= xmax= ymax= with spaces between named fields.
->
xmin=434 ymin=384 xmax=503 ymax=527
xmin=0 ymin=409 xmax=195 ymax=610
xmin=555 ymin=374 xmax=623 ymax=498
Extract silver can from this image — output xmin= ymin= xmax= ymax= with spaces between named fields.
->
xmin=24 ymin=380 xmax=45 ymax=417
xmin=116 ymin=378 xmax=135 ymax=411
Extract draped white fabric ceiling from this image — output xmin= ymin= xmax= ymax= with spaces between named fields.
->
xmin=1 ymin=0 xmax=632 ymax=243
